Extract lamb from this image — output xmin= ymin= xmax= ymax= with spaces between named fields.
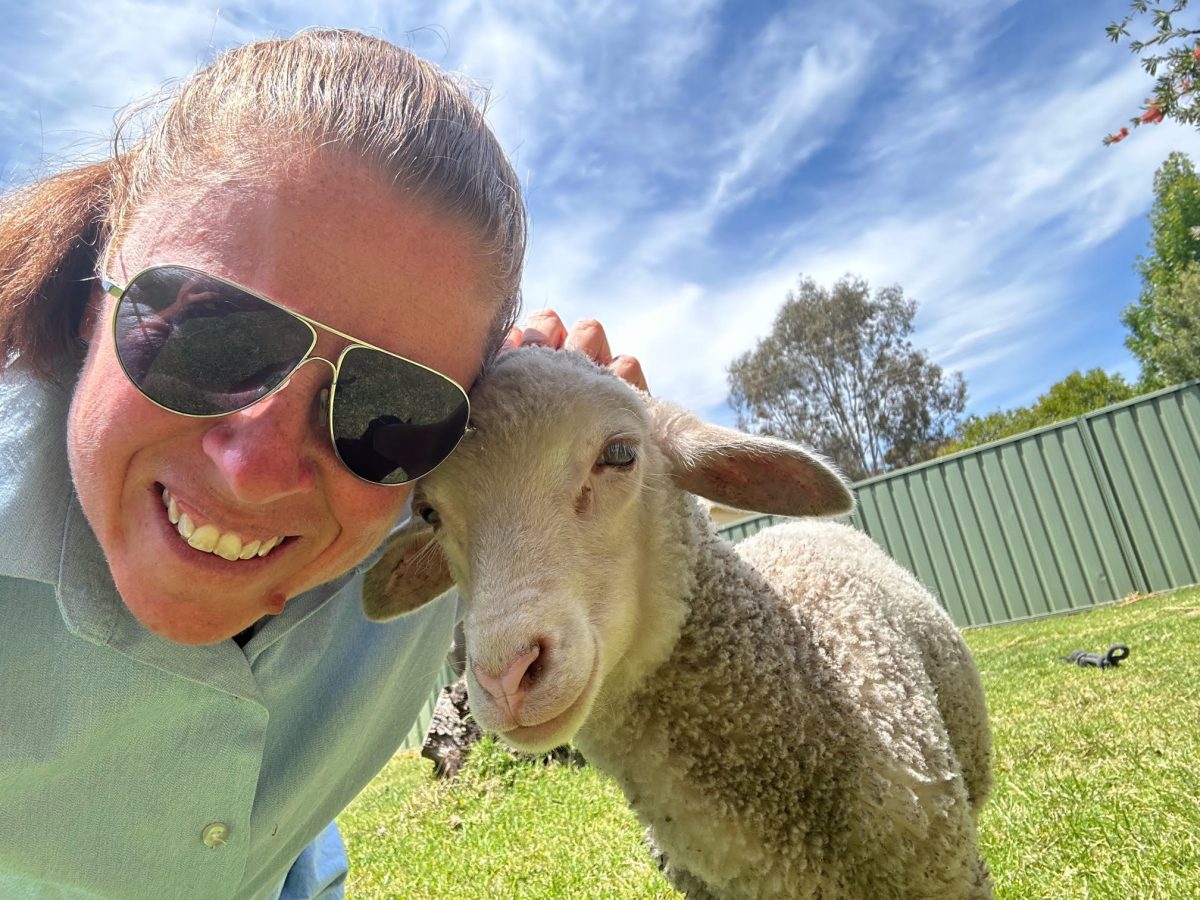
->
xmin=364 ymin=347 xmax=993 ymax=899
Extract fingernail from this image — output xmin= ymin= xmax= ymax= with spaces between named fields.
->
xmin=521 ymin=328 xmax=548 ymax=347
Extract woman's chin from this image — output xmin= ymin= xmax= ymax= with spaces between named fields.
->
xmin=121 ymin=598 xmax=249 ymax=644
xmin=111 ymin=569 xmax=272 ymax=645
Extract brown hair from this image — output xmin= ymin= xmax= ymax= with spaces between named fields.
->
xmin=0 ymin=29 xmax=526 ymax=376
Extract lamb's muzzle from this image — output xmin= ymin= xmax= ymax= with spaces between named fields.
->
xmin=471 ymin=641 xmax=543 ymax=718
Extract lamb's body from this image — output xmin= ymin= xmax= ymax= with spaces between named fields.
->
xmin=578 ymin=502 xmax=991 ymax=899
xmin=364 ymin=349 xmax=992 ymax=900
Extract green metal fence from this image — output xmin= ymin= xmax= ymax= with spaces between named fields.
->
xmin=720 ymin=381 xmax=1200 ymax=628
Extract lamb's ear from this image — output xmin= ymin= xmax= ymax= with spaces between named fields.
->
xmin=362 ymin=522 xmax=455 ymax=621
xmin=650 ymin=401 xmax=854 ymax=517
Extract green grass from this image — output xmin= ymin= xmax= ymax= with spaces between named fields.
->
xmin=340 ymin=587 xmax=1200 ymax=899
xmin=339 ymin=738 xmax=678 ymax=898
xmin=968 ymin=588 xmax=1200 ymax=899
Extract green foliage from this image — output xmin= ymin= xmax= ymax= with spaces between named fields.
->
xmin=945 ymin=408 xmax=1040 ymax=456
xmin=1141 ymin=261 xmax=1200 ymax=381
xmin=727 ymin=274 xmax=966 ymax=481
xmin=942 ymin=369 xmax=1136 ymax=455
xmin=1106 ymin=0 xmax=1200 ymax=137
xmin=1034 ymin=368 xmax=1138 ymax=420
xmin=1124 ymin=152 xmax=1200 ymax=387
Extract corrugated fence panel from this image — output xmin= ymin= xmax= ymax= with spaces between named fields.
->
xmin=1020 ymin=428 xmax=1135 ymax=612
xmin=721 ymin=513 xmax=789 ymax=544
xmin=900 ymin=470 xmax=971 ymax=626
xmin=937 ymin=456 xmax=1005 ymax=626
xmin=1087 ymin=384 xmax=1200 ymax=594
xmin=719 ymin=383 xmax=1200 ymax=627
xmin=920 ymin=465 xmax=985 ymax=626
xmin=853 ymin=431 xmax=1122 ymax=627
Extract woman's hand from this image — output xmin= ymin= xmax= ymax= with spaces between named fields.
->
xmin=503 ymin=309 xmax=648 ymax=392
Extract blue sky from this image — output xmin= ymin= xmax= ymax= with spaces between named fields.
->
xmin=4 ymin=0 xmax=1200 ymax=427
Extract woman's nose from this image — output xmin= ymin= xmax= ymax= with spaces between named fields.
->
xmin=200 ymin=361 xmax=333 ymax=504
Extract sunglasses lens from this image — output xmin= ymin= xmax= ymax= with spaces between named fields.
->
xmin=331 ymin=346 xmax=469 ymax=485
xmin=113 ymin=266 xmax=314 ymax=416
xmin=112 ymin=265 xmax=468 ymax=487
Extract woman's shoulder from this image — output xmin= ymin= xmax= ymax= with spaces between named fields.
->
xmin=0 ymin=363 xmax=77 ymax=583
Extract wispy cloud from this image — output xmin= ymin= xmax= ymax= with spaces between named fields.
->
xmin=705 ymin=10 xmax=877 ymax=213
xmin=1 ymin=1 xmax=254 ymax=182
xmin=4 ymin=0 xmax=1197 ymax=429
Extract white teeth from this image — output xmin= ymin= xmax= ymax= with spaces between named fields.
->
xmin=160 ymin=486 xmax=285 ymax=562
xmin=187 ymin=523 xmax=220 ymax=552
xmin=214 ymin=533 xmax=243 ymax=561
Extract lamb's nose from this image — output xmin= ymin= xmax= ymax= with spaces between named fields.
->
xmin=473 ymin=642 xmax=543 ymax=717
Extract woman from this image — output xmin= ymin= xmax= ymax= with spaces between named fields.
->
xmin=0 ymin=29 xmax=639 ymax=899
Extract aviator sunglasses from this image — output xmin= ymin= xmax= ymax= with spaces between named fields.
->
xmin=102 ymin=264 xmax=471 ymax=486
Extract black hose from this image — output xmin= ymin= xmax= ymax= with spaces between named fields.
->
xmin=1061 ymin=644 xmax=1130 ymax=669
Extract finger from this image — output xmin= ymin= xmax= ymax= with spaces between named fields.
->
xmin=520 ymin=309 xmax=568 ymax=349
xmin=611 ymin=355 xmax=649 ymax=393
xmin=501 ymin=326 xmax=523 ymax=352
xmin=563 ymin=318 xmax=613 ymax=366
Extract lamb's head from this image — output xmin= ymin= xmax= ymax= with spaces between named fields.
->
xmin=363 ymin=348 xmax=853 ymax=752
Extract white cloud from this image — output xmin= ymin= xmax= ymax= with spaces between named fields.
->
xmin=1 ymin=0 xmax=256 ymax=182
xmin=706 ymin=15 xmax=876 ymax=212
xmin=5 ymin=0 xmax=1197 ymax=433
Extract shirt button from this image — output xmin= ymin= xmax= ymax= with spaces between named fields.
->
xmin=201 ymin=822 xmax=230 ymax=848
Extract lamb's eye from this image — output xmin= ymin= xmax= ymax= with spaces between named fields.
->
xmin=418 ymin=504 xmax=441 ymax=527
xmin=598 ymin=440 xmax=637 ymax=468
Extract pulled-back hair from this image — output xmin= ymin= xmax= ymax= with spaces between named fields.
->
xmin=0 ymin=29 xmax=526 ymax=375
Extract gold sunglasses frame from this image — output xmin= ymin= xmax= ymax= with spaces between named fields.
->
xmin=101 ymin=263 xmax=472 ymax=486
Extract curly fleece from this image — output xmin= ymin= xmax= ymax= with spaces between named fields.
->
xmin=575 ymin=501 xmax=993 ymax=900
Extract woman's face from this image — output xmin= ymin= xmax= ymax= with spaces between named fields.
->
xmin=68 ymin=157 xmax=493 ymax=644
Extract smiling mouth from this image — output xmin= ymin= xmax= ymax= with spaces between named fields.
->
xmin=159 ymin=486 xmax=290 ymax=561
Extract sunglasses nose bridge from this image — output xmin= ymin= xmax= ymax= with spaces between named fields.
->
xmin=265 ymin=356 xmax=338 ymax=428
xmin=279 ymin=354 xmax=337 ymax=392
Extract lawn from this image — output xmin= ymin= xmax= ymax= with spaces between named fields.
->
xmin=968 ymin=588 xmax=1200 ymax=899
xmin=339 ymin=587 xmax=1200 ymax=899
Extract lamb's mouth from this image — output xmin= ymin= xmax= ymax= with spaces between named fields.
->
xmin=160 ymin=486 xmax=290 ymax=561
xmin=498 ymin=642 xmax=601 ymax=752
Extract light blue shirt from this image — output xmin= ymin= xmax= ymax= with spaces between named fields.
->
xmin=0 ymin=365 xmax=457 ymax=898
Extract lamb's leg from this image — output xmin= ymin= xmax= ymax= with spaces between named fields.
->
xmin=924 ymin=633 xmax=993 ymax=816
xmin=970 ymin=852 xmax=995 ymax=900
xmin=644 ymin=828 xmax=721 ymax=899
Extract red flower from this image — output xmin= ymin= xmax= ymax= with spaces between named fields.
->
xmin=1193 ymin=45 xmax=1200 ymax=61
xmin=1140 ymin=104 xmax=1165 ymax=125
xmin=1107 ymin=127 xmax=1131 ymax=144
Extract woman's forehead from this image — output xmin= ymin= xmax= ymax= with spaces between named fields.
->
xmin=110 ymin=163 xmax=496 ymax=385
